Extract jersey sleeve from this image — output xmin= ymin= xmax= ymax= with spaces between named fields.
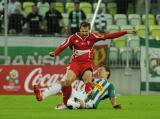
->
xmin=52 ymin=35 xmax=73 ymax=56
xmin=108 ymin=83 xmax=116 ymax=98
xmin=93 ymin=31 xmax=127 ymax=41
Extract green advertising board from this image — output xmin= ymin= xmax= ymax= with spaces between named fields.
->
xmin=0 ymin=47 xmax=72 ymax=65
xmin=140 ymin=38 xmax=160 ymax=91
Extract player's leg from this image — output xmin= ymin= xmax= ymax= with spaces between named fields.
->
xmin=55 ymin=103 xmax=67 ymax=110
xmin=36 ymin=69 xmax=76 ymax=102
xmin=82 ymin=69 xmax=93 ymax=93
xmin=81 ymin=61 xmax=94 ymax=94
xmin=34 ymin=62 xmax=78 ymax=102
xmin=66 ymin=88 xmax=87 ymax=109
xmin=60 ymin=62 xmax=79 ymax=105
xmin=61 ymin=69 xmax=77 ymax=86
xmin=33 ymin=82 xmax=62 ymax=101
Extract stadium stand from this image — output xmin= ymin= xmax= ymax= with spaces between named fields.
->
xmin=55 ymin=2 xmax=64 ymax=13
xmin=135 ymin=25 xmax=146 ymax=38
xmin=108 ymin=46 xmax=119 ymax=65
xmin=66 ymin=2 xmax=74 ymax=13
xmin=128 ymin=14 xmax=141 ymax=26
xmin=119 ymin=47 xmax=133 ymax=64
xmin=107 ymin=2 xmax=117 ymax=15
xmin=106 ymin=25 xmax=119 ymax=33
xmin=23 ymin=1 xmax=35 ymax=15
xmin=1 ymin=0 xmax=160 ymax=68
xmin=105 ymin=14 xmax=113 ymax=25
xmin=113 ymin=37 xmax=126 ymax=48
xmin=114 ymin=14 xmax=127 ymax=26
xmin=80 ymin=2 xmax=92 ymax=15
xmin=156 ymin=14 xmax=160 ymax=25
xmin=93 ymin=2 xmax=106 ymax=13
xmin=142 ymin=14 xmax=155 ymax=25
xmin=120 ymin=25 xmax=134 ymax=31
xmin=150 ymin=25 xmax=160 ymax=39
xmin=37 ymin=1 xmax=49 ymax=18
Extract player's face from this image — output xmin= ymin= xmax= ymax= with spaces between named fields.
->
xmin=98 ymin=67 xmax=109 ymax=79
xmin=80 ymin=26 xmax=90 ymax=38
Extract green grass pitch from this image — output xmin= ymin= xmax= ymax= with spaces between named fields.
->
xmin=0 ymin=95 xmax=160 ymax=119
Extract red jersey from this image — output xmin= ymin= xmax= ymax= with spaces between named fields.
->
xmin=52 ymin=31 xmax=127 ymax=62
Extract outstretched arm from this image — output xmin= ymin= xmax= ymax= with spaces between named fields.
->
xmin=95 ymin=30 xmax=136 ymax=41
xmin=108 ymin=83 xmax=122 ymax=109
xmin=49 ymin=36 xmax=72 ymax=57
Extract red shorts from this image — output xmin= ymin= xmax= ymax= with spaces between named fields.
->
xmin=67 ymin=61 xmax=94 ymax=77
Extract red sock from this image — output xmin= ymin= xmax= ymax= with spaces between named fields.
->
xmin=85 ymin=82 xmax=92 ymax=94
xmin=62 ymin=86 xmax=72 ymax=105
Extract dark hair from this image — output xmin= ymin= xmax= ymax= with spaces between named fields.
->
xmin=100 ymin=65 xmax=111 ymax=79
xmin=80 ymin=21 xmax=91 ymax=29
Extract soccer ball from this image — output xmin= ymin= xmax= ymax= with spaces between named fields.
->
xmin=67 ymin=97 xmax=80 ymax=109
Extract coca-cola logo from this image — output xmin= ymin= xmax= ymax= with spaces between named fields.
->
xmin=24 ymin=68 xmax=64 ymax=93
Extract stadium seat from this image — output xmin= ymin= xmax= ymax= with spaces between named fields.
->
xmin=120 ymin=25 xmax=134 ymax=37
xmin=120 ymin=25 xmax=134 ymax=31
xmin=128 ymin=36 xmax=140 ymax=51
xmin=113 ymin=37 xmax=126 ymax=48
xmin=119 ymin=47 xmax=133 ymax=63
xmin=109 ymin=47 xmax=119 ymax=65
xmin=114 ymin=14 xmax=127 ymax=26
xmin=80 ymin=2 xmax=92 ymax=15
xmin=62 ymin=13 xmax=68 ymax=28
xmin=134 ymin=48 xmax=141 ymax=64
xmin=106 ymin=25 xmax=119 ymax=33
xmin=23 ymin=2 xmax=35 ymax=15
xmin=66 ymin=2 xmax=74 ymax=13
xmin=105 ymin=14 xmax=113 ymax=25
xmin=107 ymin=2 xmax=117 ymax=15
xmin=155 ymin=36 xmax=160 ymax=41
xmin=142 ymin=14 xmax=155 ymax=25
xmin=55 ymin=2 xmax=64 ymax=13
xmin=87 ymin=14 xmax=93 ymax=22
xmin=128 ymin=14 xmax=141 ymax=26
xmin=128 ymin=36 xmax=140 ymax=65
xmin=93 ymin=3 xmax=106 ymax=13
xmin=135 ymin=25 xmax=146 ymax=38
xmin=15 ymin=1 xmax=21 ymax=8
xmin=156 ymin=14 xmax=160 ymax=25
xmin=37 ymin=2 xmax=49 ymax=18
xmin=150 ymin=25 xmax=160 ymax=39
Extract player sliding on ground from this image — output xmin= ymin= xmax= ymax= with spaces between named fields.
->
xmin=57 ymin=65 xmax=122 ymax=109
xmin=34 ymin=66 xmax=121 ymax=110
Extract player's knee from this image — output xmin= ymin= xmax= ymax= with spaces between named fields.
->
xmin=82 ymin=72 xmax=92 ymax=83
xmin=65 ymin=79 xmax=72 ymax=86
xmin=64 ymin=70 xmax=76 ymax=86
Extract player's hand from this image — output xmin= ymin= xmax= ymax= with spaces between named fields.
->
xmin=126 ymin=29 xmax=136 ymax=34
xmin=113 ymin=104 xmax=122 ymax=109
xmin=49 ymin=52 xmax=55 ymax=57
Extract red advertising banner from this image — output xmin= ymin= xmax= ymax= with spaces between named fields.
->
xmin=0 ymin=65 xmax=66 ymax=95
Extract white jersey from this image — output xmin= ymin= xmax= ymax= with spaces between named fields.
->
xmin=71 ymin=80 xmax=87 ymax=101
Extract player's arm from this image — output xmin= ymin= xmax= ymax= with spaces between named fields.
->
xmin=49 ymin=36 xmax=73 ymax=57
xmin=95 ymin=30 xmax=136 ymax=41
xmin=108 ymin=83 xmax=122 ymax=109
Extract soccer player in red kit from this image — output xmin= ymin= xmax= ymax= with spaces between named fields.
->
xmin=34 ymin=21 xmax=135 ymax=103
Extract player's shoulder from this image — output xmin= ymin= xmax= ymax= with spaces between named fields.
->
xmin=66 ymin=34 xmax=76 ymax=41
xmin=90 ymin=32 xmax=104 ymax=39
xmin=90 ymin=32 xmax=98 ymax=37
